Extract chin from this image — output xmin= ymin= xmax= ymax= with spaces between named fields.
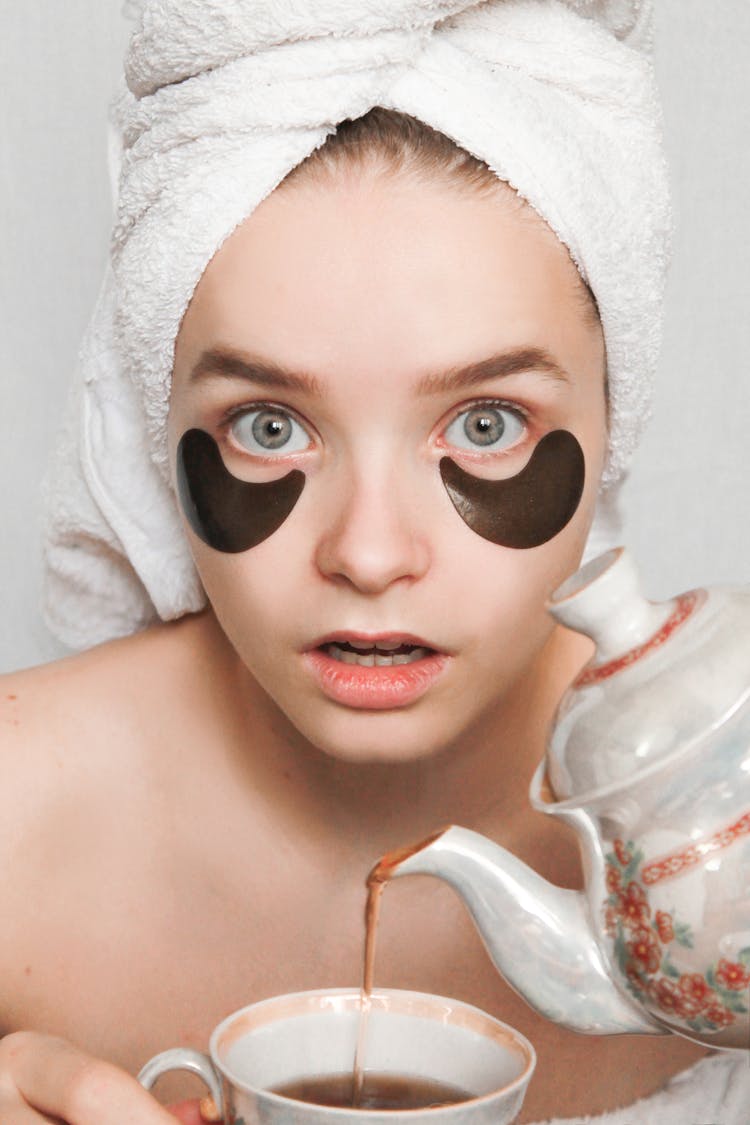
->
xmin=288 ymin=705 xmax=464 ymax=766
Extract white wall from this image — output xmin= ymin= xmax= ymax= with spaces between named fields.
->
xmin=0 ymin=2 xmax=130 ymax=669
xmin=1 ymin=1 xmax=748 ymax=673
xmin=623 ymin=1 xmax=750 ymax=596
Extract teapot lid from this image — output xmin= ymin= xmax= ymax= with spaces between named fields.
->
xmin=544 ymin=548 xmax=748 ymax=798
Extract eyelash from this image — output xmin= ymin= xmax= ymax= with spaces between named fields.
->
xmin=444 ymin=398 xmax=529 ymax=437
xmin=220 ymin=401 xmax=314 ymax=459
xmin=218 ymin=397 xmax=532 ymax=459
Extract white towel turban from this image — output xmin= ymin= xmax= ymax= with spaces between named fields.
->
xmin=42 ymin=0 xmax=671 ymax=650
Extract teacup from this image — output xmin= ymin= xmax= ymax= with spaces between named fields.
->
xmin=138 ymin=987 xmax=536 ymax=1124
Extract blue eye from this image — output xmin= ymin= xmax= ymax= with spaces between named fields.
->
xmin=444 ymin=404 xmax=525 ymax=453
xmin=230 ymin=408 xmax=311 ymax=456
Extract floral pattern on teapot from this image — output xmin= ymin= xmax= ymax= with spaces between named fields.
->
xmin=603 ymin=838 xmax=750 ymax=1035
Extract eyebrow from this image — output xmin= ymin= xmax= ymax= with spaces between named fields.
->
xmin=189 ymin=349 xmax=324 ymax=395
xmin=189 ymin=345 xmax=570 ymax=396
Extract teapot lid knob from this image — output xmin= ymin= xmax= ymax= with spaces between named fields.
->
xmin=548 ymin=548 xmax=675 ymax=662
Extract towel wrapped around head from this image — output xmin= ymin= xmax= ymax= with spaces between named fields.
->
xmin=42 ymin=0 xmax=671 ymax=649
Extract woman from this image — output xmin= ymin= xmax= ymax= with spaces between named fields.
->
xmin=1 ymin=2 xmax=747 ymax=1122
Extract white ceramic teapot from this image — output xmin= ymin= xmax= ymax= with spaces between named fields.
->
xmin=382 ymin=548 xmax=750 ymax=1049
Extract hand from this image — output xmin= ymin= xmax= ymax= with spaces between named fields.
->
xmin=167 ymin=1098 xmax=223 ymax=1124
xmin=0 ymin=1031 xmax=182 ymax=1124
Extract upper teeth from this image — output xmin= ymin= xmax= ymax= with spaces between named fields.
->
xmin=326 ymin=643 xmax=428 ymax=666
xmin=347 ymin=639 xmax=404 ymax=652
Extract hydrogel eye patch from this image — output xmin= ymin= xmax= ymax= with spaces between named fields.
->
xmin=176 ymin=428 xmax=305 ymax=553
xmin=439 ymin=430 xmax=585 ymax=549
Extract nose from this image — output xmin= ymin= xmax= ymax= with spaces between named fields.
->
xmin=313 ymin=462 xmax=431 ymax=594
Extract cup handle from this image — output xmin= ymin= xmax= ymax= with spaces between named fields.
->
xmin=138 ymin=1047 xmax=224 ymax=1118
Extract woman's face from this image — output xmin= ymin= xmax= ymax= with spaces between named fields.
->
xmin=169 ymin=169 xmax=607 ymax=763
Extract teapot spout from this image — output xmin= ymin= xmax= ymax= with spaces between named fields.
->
xmin=388 ymin=826 xmax=661 ymax=1037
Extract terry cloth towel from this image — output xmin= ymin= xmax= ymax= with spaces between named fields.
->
xmin=42 ymin=0 xmax=672 ymax=649
xmin=528 ymin=1050 xmax=750 ymax=1124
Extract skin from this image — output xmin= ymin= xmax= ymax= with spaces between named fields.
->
xmin=0 ymin=169 xmax=707 ymax=1125
xmin=439 ymin=429 xmax=585 ymax=548
xmin=168 ymin=172 xmax=605 ymax=768
xmin=177 ymin=428 xmax=306 ymax=552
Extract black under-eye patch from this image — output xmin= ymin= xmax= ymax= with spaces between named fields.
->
xmin=439 ymin=429 xmax=585 ymax=549
xmin=176 ymin=428 xmax=305 ymax=553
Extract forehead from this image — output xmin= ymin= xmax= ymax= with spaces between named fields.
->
xmin=175 ymin=172 xmax=600 ymax=391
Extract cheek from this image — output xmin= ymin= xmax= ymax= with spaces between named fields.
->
xmin=176 ymin=428 xmax=305 ymax=552
xmin=437 ymin=425 xmax=602 ymax=612
xmin=459 ymin=540 xmax=581 ymax=630
xmin=189 ymin=531 xmax=309 ymax=663
xmin=195 ymin=552 xmax=280 ymax=616
xmin=439 ymin=430 xmax=585 ymax=549
xmin=437 ymin=446 xmax=599 ymax=668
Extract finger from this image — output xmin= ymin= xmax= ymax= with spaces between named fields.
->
xmin=0 ymin=1087 xmax=64 ymax=1124
xmin=0 ymin=1052 xmax=64 ymax=1124
xmin=0 ymin=1110 xmax=63 ymax=1124
xmin=3 ymin=1033 xmax=176 ymax=1125
xmin=166 ymin=1100 xmax=212 ymax=1125
xmin=167 ymin=1100 xmax=201 ymax=1125
xmin=166 ymin=1097 xmax=223 ymax=1124
xmin=200 ymin=1095 xmax=222 ymax=1122
xmin=0 ymin=1105 xmax=63 ymax=1124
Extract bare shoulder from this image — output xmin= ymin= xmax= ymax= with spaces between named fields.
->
xmin=0 ymin=612 xmax=212 ymax=772
xmin=0 ymin=611 xmax=228 ymax=1035
xmin=0 ymin=612 xmax=214 ymax=911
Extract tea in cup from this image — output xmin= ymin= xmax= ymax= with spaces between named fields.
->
xmin=138 ymin=987 xmax=535 ymax=1123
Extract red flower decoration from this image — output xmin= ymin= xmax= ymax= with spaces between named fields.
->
xmin=678 ymin=973 xmax=714 ymax=1010
xmin=626 ymin=964 xmax=647 ymax=994
xmin=603 ymin=904 xmax=618 ymax=936
xmin=649 ymin=977 xmax=681 ymax=1014
xmin=627 ymin=927 xmax=661 ymax=975
xmin=606 ymin=865 xmax=622 ymax=893
xmin=714 ymin=958 xmax=750 ymax=992
xmin=673 ymin=991 xmax=708 ymax=1020
xmin=655 ymin=910 xmax=674 ymax=944
xmin=613 ymin=839 xmax=632 ymax=866
xmin=616 ymin=881 xmax=651 ymax=929
xmin=703 ymin=1001 xmax=734 ymax=1029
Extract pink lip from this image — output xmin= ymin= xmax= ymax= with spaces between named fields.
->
xmin=303 ymin=636 xmax=450 ymax=710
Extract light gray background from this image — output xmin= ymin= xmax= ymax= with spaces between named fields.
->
xmin=1 ymin=2 xmax=748 ymax=673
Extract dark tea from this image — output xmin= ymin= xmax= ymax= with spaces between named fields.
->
xmin=272 ymin=1073 xmax=472 ymax=1110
